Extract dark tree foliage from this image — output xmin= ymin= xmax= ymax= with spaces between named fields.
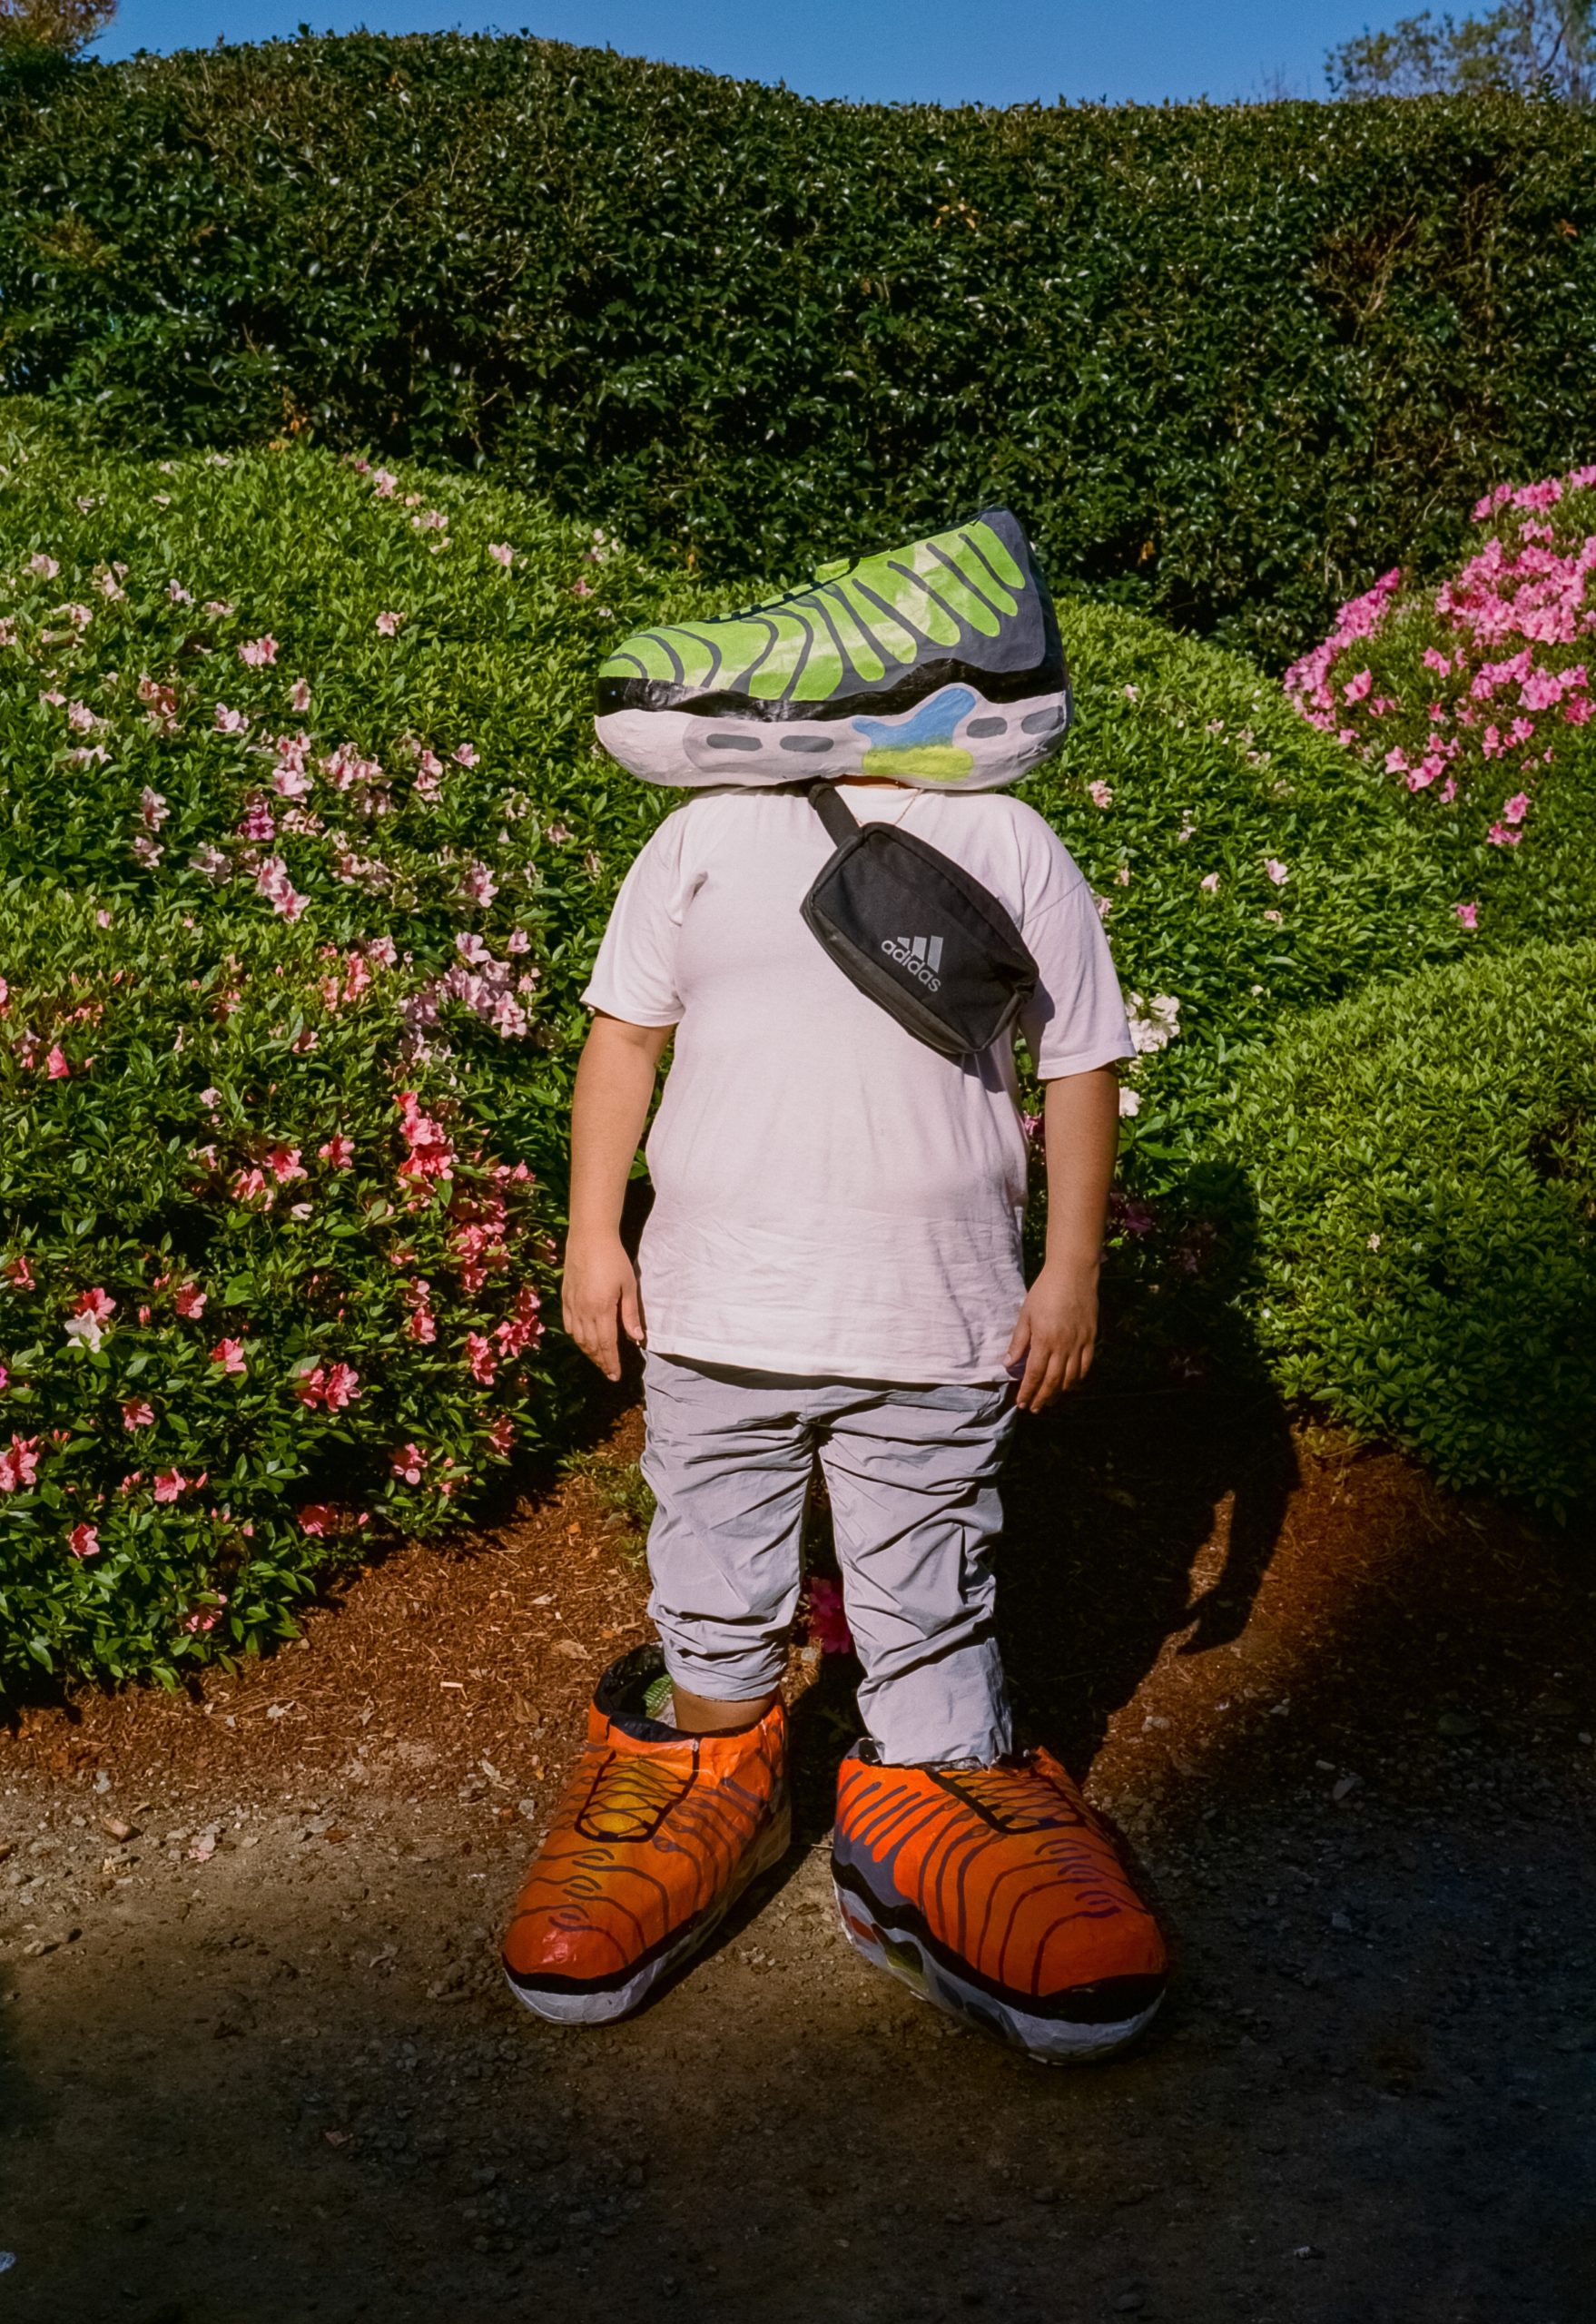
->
xmin=4 ymin=36 xmax=1596 ymax=660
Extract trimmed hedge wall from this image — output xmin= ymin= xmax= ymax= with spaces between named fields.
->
xmin=5 ymin=38 xmax=1596 ymax=660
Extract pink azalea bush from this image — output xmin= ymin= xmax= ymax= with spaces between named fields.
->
xmin=0 ymin=896 xmax=562 ymax=1687
xmin=1285 ymin=464 xmax=1596 ymax=937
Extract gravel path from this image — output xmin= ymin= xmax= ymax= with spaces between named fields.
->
xmin=2 ymin=1395 xmax=1591 ymax=2324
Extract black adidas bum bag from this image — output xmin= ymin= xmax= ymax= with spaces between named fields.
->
xmin=800 ymin=783 xmax=1039 ymax=1061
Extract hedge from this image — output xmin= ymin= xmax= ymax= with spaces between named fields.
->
xmin=5 ymin=39 xmax=1596 ymax=662
xmin=1221 ymin=940 xmax=1596 ymax=1516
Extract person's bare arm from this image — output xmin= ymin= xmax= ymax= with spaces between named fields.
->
xmin=1003 ymin=1063 xmax=1119 ymax=1413
xmin=562 ymin=1011 xmax=675 ymax=1381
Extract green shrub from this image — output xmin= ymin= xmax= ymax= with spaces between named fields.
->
xmin=1030 ymin=599 xmax=1464 ymax=1186
xmin=1220 ymin=940 xmax=1596 ymax=1516
xmin=0 ymin=892 xmax=563 ymax=1687
xmin=5 ymin=39 xmax=1596 ymax=660
xmin=0 ymin=402 xmax=684 ymax=1177
xmin=1284 ymin=460 xmax=1596 ymax=946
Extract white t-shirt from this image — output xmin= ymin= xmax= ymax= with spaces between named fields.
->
xmin=582 ymin=782 xmax=1134 ymax=1384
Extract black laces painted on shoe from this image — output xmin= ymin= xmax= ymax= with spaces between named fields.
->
xmin=576 ymin=1748 xmax=693 ymax=1845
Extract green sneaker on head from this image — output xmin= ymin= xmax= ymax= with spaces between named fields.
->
xmin=595 ymin=507 xmax=1070 ymax=793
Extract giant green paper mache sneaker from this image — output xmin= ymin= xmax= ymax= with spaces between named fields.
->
xmin=595 ymin=507 xmax=1070 ymax=793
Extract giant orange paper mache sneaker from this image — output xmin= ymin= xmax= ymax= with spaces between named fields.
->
xmin=832 ymin=1743 xmax=1167 ymax=2061
xmin=503 ymin=1647 xmax=790 ymax=2024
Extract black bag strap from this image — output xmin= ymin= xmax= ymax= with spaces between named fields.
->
xmin=807 ymin=780 xmax=860 ymax=848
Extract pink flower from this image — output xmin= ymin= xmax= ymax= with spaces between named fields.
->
xmin=402 ymin=1278 xmax=438 ymax=1344
xmin=45 ymin=1045 xmax=70 ymax=1079
xmin=1198 ymin=872 xmax=1220 ymax=894
xmin=319 ymin=1136 xmax=355 ymax=1168
xmin=210 ymin=1337 xmax=248 ymax=1375
xmin=0 ymin=1433 xmax=39 ymax=1492
xmin=213 ymin=703 xmax=250 ymax=735
xmin=74 ymin=1287 xmax=116 ymax=1324
xmin=172 ymin=1281 xmax=207 ymax=1319
xmin=1086 ymin=780 xmax=1114 ymax=810
xmin=288 ymin=676 xmax=312 ymax=712
xmin=255 ymin=856 xmax=307 ymax=920
xmin=370 ymin=468 xmax=398 ymax=498
xmin=396 ymin=1092 xmax=455 ymax=1182
xmin=1455 ymin=901 xmax=1479 ymax=930
xmin=237 ymin=799 xmax=276 ymax=842
xmin=26 ymin=554 xmax=59 ymax=579
xmin=487 ymin=1413 xmax=515 ymax=1456
xmin=1502 ymin=792 xmax=1530 ymax=825
xmin=1486 ymin=822 xmax=1522 ymax=847
xmin=239 ymin=635 xmax=278 ymax=667
xmin=6 ymin=1253 xmax=35 ymax=1292
xmin=180 ymin=1595 xmax=226 ymax=1635
xmin=122 ymin=1397 xmax=154 ymax=1429
xmin=375 ymin=611 xmax=403 ymax=636
xmin=68 ymin=1522 xmax=100 ymax=1558
xmin=453 ymin=743 xmax=478 ymax=767
xmin=390 ymin=1443 xmax=427 ymax=1484
xmin=1265 ymin=859 xmax=1289 ymax=886
xmin=264 ymin=1145 xmax=306 ymax=1185
xmin=166 ymin=578 xmax=192 ymax=605
xmin=1422 ymin=646 xmax=1452 ymax=675
xmin=803 ymin=1575 xmax=854 ymax=1657
xmin=464 ymin=1332 xmax=497 ymax=1384
xmin=1342 ymin=668 xmax=1373 ymax=704
xmin=153 ymin=1470 xmax=188 ymax=1503
xmin=571 ymin=576 xmax=593 ymax=598
xmin=297 ymin=1361 xmax=360 ymax=1413
xmin=298 ymin=1502 xmax=336 ymax=1535
xmin=488 ymin=543 xmax=514 ymax=567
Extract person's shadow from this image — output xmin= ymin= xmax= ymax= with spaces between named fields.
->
xmin=787 ymin=1162 xmax=1296 ymax=1822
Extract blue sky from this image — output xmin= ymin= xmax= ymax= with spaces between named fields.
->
xmin=95 ymin=1 xmax=1412 ymax=106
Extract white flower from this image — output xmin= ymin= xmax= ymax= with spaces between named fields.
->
xmin=64 ymin=1312 xmax=104 ymax=1353
xmin=1126 ymin=992 xmax=1181 ymax=1056
xmin=1118 ymin=1087 xmax=1141 ymax=1118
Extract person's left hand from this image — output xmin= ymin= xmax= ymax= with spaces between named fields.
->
xmin=1003 ymin=1257 xmax=1099 ymax=1412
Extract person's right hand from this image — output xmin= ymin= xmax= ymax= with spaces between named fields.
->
xmin=561 ymin=1231 xmax=645 ymax=1382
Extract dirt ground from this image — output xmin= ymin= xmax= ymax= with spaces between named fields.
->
xmin=2 ymin=1378 xmax=1593 ymax=2324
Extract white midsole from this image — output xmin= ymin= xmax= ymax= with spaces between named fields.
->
xmin=505 ymin=1800 xmax=793 ymax=2027
xmin=595 ymin=682 xmax=1070 ymax=792
xmin=832 ymin=1878 xmax=1164 ymax=2063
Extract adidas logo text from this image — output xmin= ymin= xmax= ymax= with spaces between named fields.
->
xmin=881 ymin=934 xmax=944 ymax=991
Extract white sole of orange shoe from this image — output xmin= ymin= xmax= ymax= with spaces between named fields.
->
xmin=832 ymin=1876 xmax=1165 ymax=2063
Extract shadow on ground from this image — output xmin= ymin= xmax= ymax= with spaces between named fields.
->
xmin=2 ymin=1377 xmax=1593 ymax=2324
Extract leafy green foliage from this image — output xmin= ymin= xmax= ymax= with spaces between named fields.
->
xmin=0 ymin=893 xmax=563 ymax=1688
xmin=1220 ymin=940 xmax=1596 ymax=1515
xmin=1030 ymin=600 xmax=1464 ymax=1186
xmin=5 ymin=41 xmax=1596 ymax=660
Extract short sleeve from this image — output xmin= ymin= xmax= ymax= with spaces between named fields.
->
xmin=581 ymin=812 xmax=693 ymax=1026
xmin=1019 ymin=874 xmax=1136 ymax=1079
